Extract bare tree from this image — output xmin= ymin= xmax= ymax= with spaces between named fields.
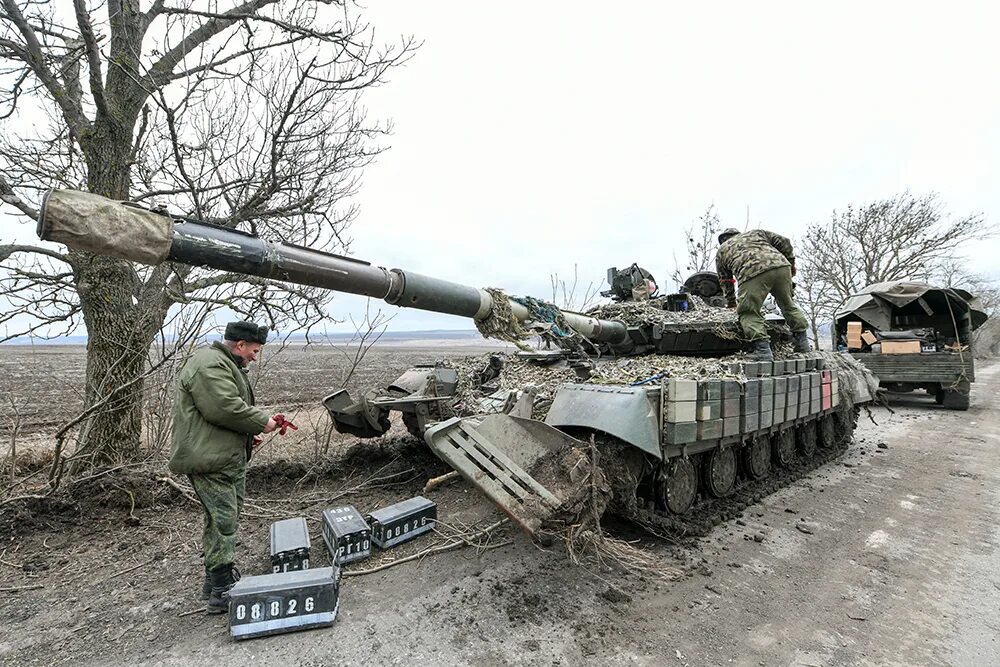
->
xmin=795 ymin=261 xmax=839 ymax=349
xmin=670 ymin=204 xmax=720 ymax=289
xmin=0 ymin=0 xmax=415 ymax=468
xmin=931 ymin=258 xmax=1000 ymax=317
xmin=797 ymin=192 xmax=994 ymax=341
xmin=550 ymin=264 xmax=602 ymax=312
xmin=799 ymin=192 xmax=990 ymax=298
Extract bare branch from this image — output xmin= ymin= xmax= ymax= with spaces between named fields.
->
xmin=0 ymin=0 xmax=92 ymax=139
xmin=145 ymin=0 xmax=280 ymax=87
xmin=0 ymin=243 xmax=73 ymax=266
xmin=70 ymin=0 xmax=108 ymax=117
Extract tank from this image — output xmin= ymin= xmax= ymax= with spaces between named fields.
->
xmin=37 ymin=189 xmax=878 ymax=542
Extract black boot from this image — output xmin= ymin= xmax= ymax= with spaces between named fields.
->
xmin=206 ymin=564 xmax=241 ymax=614
xmin=751 ymin=339 xmax=774 ymax=361
xmin=201 ymin=568 xmax=211 ymax=601
xmin=792 ymin=331 xmax=811 ymax=353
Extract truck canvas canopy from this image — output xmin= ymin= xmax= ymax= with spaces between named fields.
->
xmin=834 ymin=281 xmax=988 ymax=339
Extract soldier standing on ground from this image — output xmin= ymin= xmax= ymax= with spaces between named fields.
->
xmin=715 ymin=228 xmax=811 ymax=360
xmin=168 ymin=321 xmax=280 ymax=613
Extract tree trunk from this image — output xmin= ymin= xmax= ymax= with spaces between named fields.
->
xmin=67 ymin=116 xmax=167 ymax=470
xmin=69 ymin=256 xmax=161 ymax=469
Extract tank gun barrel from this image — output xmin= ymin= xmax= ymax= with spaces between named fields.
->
xmin=36 ymin=189 xmax=628 ymax=344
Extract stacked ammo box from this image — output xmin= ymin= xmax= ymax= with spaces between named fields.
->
xmin=662 ymin=355 xmax=841 ymax=446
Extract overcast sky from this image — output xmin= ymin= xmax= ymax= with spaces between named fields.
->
xmin=2 ymin=1 xmax=999 ymax=335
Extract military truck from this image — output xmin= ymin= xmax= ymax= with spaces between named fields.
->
xmin=833 ymin=281 xmax=987 ymax=410
xmin=37 ymin=189 xmax=877 ymax=540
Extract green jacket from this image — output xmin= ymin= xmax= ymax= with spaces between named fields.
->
xmin=168 ymin=342 xmax=270 ymax=475
xmin=715 ymin=229 xmax=796 ymax=304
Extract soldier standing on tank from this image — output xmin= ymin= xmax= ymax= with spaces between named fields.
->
xmin=716 ymin=228 xmax=811 ymax=360
xmin=168 ymin=321 xmax=280 ymax=613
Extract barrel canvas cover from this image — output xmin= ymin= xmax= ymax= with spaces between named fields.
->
xmin=38 ymin=189 xmax=173 ymax=265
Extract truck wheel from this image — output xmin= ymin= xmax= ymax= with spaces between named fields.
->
xmin=933 ymin=388 xmax=945 ymax=405
xmin=941 ymin=381 xmax=971 ymax=410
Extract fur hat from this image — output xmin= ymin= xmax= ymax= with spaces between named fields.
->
xmin=224 ymin=321 xmax=269 ymax=345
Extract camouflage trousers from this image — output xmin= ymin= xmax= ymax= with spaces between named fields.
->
xmin=737 ymin=266 xmax=809 ymax=341
xmin=189 ymin=468 xmax=246 ymax=570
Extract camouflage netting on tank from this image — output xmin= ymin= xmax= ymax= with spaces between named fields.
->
xmin=587 ymin=294 xmax=737 ymax=326
xmin=586 ymin=295 xmax=784 ymax=342
xmin=39 ymin=189 xmax=173 ymax=265
xmin=530 ymin=438 xmax=680 ymax=581
xmin=474 ymin=287 xmax=535 ymax=350
xmin=445 ymin=349 xmax=875 ymax=421
xmin=446 ymin=351 xmax=750 ymax=420
xmin=817 ymin=351 xmax=880 ymax=406
xmin=474 ymin=288 xmax=590 ymax=354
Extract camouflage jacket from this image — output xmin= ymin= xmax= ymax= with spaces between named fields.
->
xmin=715 ymin=229 xmax=795 ymax=304
xmin=168 ymin=342 xmax=270 ymax=475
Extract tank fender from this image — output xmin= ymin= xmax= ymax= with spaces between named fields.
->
xmin=544 ymin=384 xmax=662 ymax=459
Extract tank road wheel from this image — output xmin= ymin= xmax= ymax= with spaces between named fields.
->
xmin=742 ymin=436 xmax=771 ymax=480
xmin=658 ymin=458 xmax=698 ymax=515
xmin=702 ymin=447 xmax=737 ymax=498
xmin=832 ymin=408 xmax=856 ymax=450
xmin=818 ymin=415 xmax=837 ymax=449
xmin=771 ymin=429 xmax=796 ymax=467
xmin=797 ymin=420 xmax=817 ymax=458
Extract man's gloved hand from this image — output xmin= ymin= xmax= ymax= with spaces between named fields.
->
xmin=272 ymin=413 xmax=299 ymax=436
xmin=791 ymin=264 xmax=797 ymax=277
xmin=727 ymin=301 xmax=737 ymax=309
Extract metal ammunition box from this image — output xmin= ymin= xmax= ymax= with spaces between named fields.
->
xmin=229 ymin=567 xmax=340 ymax=640
xmin=270 ymin=517 xmax=311 ymax=573
xmin=664 ymin=421 xmax=698 ymax=444
xmin=721 ymin=398 xmax=741 ymax=418
xmin=665 ymin=400 xmax=697 ymax=422
xmin=368 ymin=496 xmax=437 ymax=549
xmin=697 ymin=380 xmax=721 ymax=401
xmin=696 ymin=401 xmax=720 ymax=421
xmin=697 ymin=419 xmax=723 ymax=440
xmin=722 ymin=380 xmax=741 ymax=399
xmin=321 ymin=505 xmax=372 ymax=565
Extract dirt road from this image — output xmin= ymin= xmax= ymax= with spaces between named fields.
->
xmin=2 ymin=361 xmax=997 ymax=666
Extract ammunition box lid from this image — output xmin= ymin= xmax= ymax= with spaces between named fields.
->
xmin=369 ymin=496 xmax=435 ymax=525
xmin=230 ymin=567 xmax=339 ymax=597
xmin=270 ymin=517 xmax=311 ymax=555
xmin=322 ymin=506 xmax=370 ymax=537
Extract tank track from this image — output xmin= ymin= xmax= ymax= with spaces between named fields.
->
xmin=602 ymin=407 xmax=859 ymax=539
